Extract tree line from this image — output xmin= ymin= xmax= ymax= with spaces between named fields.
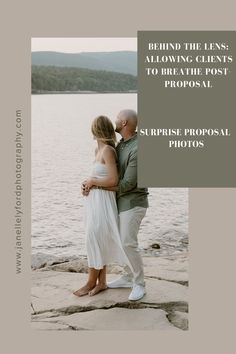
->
xmin=31 ymin=65 xmax=137 ymax=93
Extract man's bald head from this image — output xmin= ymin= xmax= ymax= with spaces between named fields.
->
xmin=115 ymin=109 xmax=138 ymax=136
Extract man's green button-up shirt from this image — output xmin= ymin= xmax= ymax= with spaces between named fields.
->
xmin=116 ymin=133 xmax=149 ymax=213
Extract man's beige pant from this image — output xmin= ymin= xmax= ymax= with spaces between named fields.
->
xmin=118 ymin=206 xmax=147 ymax=287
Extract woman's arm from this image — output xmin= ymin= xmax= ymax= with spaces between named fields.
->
xmin=85 ymin=146 xmax=118 ymax=188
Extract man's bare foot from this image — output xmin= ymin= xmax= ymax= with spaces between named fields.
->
xmin=88 ymin=283 xmax=108 ymax=296
xmin=73 ymin=283 xmax=96 ymax=297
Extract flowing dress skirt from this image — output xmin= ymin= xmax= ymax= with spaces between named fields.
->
xmin=85 ymin=163 xmax=133 ymax=271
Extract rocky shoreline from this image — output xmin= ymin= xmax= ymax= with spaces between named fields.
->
xmin=31 ymin=252 xmax=188 ymax=330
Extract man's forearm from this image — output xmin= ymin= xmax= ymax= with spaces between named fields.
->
xmin=101 ymin=186 xmax=118 ymax=192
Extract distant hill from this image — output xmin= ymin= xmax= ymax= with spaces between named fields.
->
xmin=31 ymin=51 xmax=137 ymax=75
xmin=31 ymin=65 xmax=137 ymax=93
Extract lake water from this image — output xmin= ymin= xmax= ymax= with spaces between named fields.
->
xmin=31 ymin=93 xmax=188 ymax=259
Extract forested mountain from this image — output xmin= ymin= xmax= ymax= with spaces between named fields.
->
xmin=31 ymin=65 xmax=137 ymax=93
xmin=32 ymin=51 xmax=137 ymax=75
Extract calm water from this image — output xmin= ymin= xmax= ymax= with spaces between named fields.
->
xmin=31 ymin=93 xmax=188 ymax=259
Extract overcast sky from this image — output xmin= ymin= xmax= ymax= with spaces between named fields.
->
xmin=31 ymin=38 xmax=137 ymax=53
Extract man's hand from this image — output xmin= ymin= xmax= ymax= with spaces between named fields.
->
xmin=81 ymin=180 xmax=90 ymax=196
xmin=102 ymin=185 xmax=119 ymax=192
xmin=84 ymin=178 xmax=94 ymax=189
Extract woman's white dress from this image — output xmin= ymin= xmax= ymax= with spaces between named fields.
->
xmin=85 ymin=161 xmax=133 ymax=270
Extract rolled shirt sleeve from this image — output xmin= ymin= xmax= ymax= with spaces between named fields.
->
xmin=117 ymin=149 xmax=137 ymax=194
xmin=116 ymin=134 xmax=149 ymax=212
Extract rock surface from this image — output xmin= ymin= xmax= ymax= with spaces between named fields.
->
xmin=167 ymin=310 xmax=189 ymax=330
xmin=34 ymin=252 xmax=188 ymax=285
xmin=32 ymin=308 xmax=181 ymax=331
xmin=31 ymin=253 xmax=188 ymax=330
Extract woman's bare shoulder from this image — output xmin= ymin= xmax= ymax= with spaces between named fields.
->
xmin=103 ymin=145 xmax=117 ymax=161
xmin=104 ymin=144 xmax=116 ymax=153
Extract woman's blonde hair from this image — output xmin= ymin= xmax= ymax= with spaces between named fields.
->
xmin=91 ymin=115 xmax=116 ymax=148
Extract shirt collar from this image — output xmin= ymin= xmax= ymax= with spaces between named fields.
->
xmin=119 ymin=132 xmax=137 ymax=144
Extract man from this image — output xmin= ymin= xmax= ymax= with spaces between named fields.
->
xmin=109 ymin=109 xmax=149 ymax=301
xmin=83 ymin=109 xmax=149 ymax=301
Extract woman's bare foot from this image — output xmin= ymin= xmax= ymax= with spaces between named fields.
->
xmin=73 ymin=283 xmax=96 ymax=297
xmin=88 ymin=283 xmax=108 ymax=296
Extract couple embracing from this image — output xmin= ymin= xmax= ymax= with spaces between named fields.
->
xmin=73 ymin=109 xmax=149 ymax=301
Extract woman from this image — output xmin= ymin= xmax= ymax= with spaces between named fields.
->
xmin=73 ymin=115 xmax=133 ymax=297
